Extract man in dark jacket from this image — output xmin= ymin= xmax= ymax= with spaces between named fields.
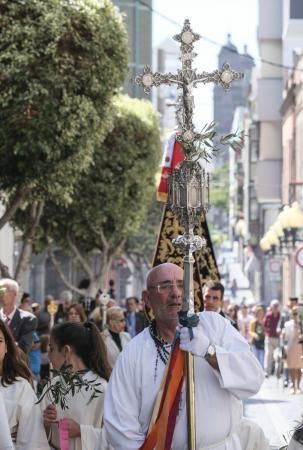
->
xmin=124 ymin=296 xmax=146 ymax=338
xmin=0 ymin=278 xmax=37 ymax=354
xmin=203 ymin=280 xmax=239 ymax=330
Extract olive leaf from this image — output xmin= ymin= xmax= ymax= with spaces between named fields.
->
xmin=36 ymin=362 xmax=103 ymax=410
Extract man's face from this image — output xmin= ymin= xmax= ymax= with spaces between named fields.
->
xmin=0 ymin=284 xmax=16 ymax=311
xmin=126 ymin=299 xmax=137 ymax=313
xmin=203 ymin=287 xmax=222 ymax=312
xmin=144 ymin=265 xmax=184 ymax=323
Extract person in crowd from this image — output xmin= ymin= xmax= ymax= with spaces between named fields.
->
xmin=29 ymin=330 xmax=42 ymax=385
xmin=0 ymin=389 xmax=14 ymax=450
xmin=0 ymin=320 xmax=49 ymax=449
xmin=35 ymin=296 xmax=52 ymax=336
xmin=249 ymin=305 xmax=265 ymax=368
xmin=41 ymin=321 xmax=111 ymax=450
xmin=230 ymin=278 xmax=238 ymax=298
xmin=90 ymin=298 xmax=116 ymax=330
xmin=124 ymin=296 xmax=145 ymax=338
xmin=19 ymin=292 xmax=32 ymax=312
xmin=0 ymin=279 xmax=37 ymax=354
xmin=264 ymin=299 xmax=281 ymax=377
xmin=202 ymin=280 xmax=238 ymax=329
xmin=102 ymin=306 xmax=131 ymax=368
xmin=54 ymin=290 xmax=73 ymax=324
xmin=39 ymin=334 xmax=50 ymax=388
xmin=66 ymin=303 xmax=87 ymax=323
xmin=222 ymin=297 xmax=230 ymax=314
xmin=227 ymin=303 xmax=239 ymax=328
xmin=102 ymin=263 xmax=268 ymax=450
xmin=283 ymin=306 xmax=303 ymax=394
xmin=237 ymin=304 xmax=253 ymax=341
xmin=279 ymin=297 xmax=299 ymax=387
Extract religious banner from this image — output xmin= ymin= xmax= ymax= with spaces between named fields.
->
xmin=153 ymin=206 xmax=220 ymax=311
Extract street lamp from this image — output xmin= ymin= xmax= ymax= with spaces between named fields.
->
xmin=277 ymin=202 xmax=303 ymax=249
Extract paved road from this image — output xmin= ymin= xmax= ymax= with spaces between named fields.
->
xmin=244 ymin=376 xmax=303 ymax=449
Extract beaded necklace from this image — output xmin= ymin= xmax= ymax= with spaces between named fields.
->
xmin=149 ymin=320 xmax=172 ymax=382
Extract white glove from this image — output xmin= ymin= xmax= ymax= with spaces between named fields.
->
xmin=179 ymin=327 xmax=210 ymax=357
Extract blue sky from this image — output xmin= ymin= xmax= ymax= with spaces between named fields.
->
xmin=152 ymin=0 xmax=259 ymax=122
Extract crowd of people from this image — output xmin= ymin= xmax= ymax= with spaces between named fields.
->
xmin=0 ymin=270 xmax=301 ymax=449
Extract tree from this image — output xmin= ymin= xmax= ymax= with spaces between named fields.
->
xmin=0 ymin=0 xmax=128 ymax=230
xmin=35 ymin=95 xmax=162 ymax=296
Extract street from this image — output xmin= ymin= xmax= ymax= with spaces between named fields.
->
xmin=244 ymin=376 xmax=303 ymax=449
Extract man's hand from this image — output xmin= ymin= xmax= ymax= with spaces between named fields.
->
xmin=66 ymin=419 xmax=81 ymax=438
xmin=179 ymin=327 xmax=210 ymax=357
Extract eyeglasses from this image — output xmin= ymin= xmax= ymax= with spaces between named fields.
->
xmin=113 ymin=318 xmax=126 ymax=323
xmin=148 ymin=281 xmax=184 ymax=294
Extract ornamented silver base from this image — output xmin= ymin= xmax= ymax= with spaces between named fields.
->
xmin=173 ymin=232 xmax=206 ymax=254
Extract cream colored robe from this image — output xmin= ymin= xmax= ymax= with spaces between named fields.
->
xmin=0 ymin=377 xmax=49 ymax=450
xmin=40 ymin=371 xmax=109 ymax=450
xmin=103 ymin=312 xmax=269 ymax=450
xmin=102 ymin=329 xmax=131 ymax=368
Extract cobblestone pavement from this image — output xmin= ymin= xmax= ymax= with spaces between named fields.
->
xmin=244 ymin=376 xmax=303 ymax=449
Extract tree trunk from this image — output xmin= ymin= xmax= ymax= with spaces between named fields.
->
xmin=14 ymin=201 xmax=44 ymax=285
xmin=48 ymin=249 xmax=85 ymax=296
xmin=0 ymin=186 xmax=31 ymax=230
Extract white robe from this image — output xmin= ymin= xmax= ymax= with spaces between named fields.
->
xmin=0 ymin=390 xmax=14 ymax=450
xmin=40 ymin=370 xmax=109 ymax=450
xmin=103 ymin=312 xmax=268 ymax=450
xmin=102 ymin=329 xmax=131 ymax=368
xmin=0 ymin=377 xmax=49 ymax=450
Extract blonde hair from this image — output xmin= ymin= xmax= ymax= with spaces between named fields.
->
xmin=106 ymin=306 xmax=124 ymax=324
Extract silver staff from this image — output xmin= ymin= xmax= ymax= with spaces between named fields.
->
xmin=135 ymin=19 xmax=243 ymax=449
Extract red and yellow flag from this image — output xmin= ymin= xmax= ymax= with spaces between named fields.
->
xmin=157 ymin=132 xmax=184 ymax=202
xmin=140 ymin=340 xmax=185 ymax=450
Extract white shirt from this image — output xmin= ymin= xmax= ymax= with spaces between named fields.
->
xmin=0 ymin=307 xmax=16 ymax=325
xmin=103 ymin=312 xmax=266 ymax=450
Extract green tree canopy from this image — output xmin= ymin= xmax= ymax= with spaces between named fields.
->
xmin=33 ymin=95 xmax=162 ymax=293
xmin=0 ymin=0 xmax=128 ymax=227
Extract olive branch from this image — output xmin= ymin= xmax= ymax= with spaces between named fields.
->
xmin=185 ymin=121 xmax=245 ymax=162
xmin=36 ymin=363 xmax=103 ymax=410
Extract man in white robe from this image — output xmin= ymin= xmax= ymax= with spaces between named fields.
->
xmin=102 ymin=263 xmax=268 ymax=450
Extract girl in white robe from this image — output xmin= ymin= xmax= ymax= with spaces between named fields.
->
xmin=0 ymin=319 xmax=49 ymax=450
xmin=0 ymin=390 xmax=14 ymax=450
xmin=40 ymin=321 xmax=111 ymax=450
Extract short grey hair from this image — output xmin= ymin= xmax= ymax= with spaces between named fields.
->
xmin=0 ymin=278 xmax=19 ymax=294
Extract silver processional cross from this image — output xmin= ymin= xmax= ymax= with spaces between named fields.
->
xmin=135 ymin=19 xmax=244 ymax=450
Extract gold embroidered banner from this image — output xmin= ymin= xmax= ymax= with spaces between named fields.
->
xmin=152 ymin=206 xmax=220 ymax=311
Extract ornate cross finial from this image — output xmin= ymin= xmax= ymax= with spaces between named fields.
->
xmin=135 ymin=19 xmax=243 ymax=157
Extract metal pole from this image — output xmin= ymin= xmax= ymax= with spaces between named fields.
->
xmin=183 ymin=237 xmax=196 ymax=449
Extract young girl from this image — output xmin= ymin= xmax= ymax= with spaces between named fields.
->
xmin=41 ymin=321 xmax=111 ymax=450
xmin=0 ymin=320 xmax=49 ymax=449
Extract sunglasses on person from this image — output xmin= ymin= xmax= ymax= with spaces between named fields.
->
xmin=113 ymin=318 xmax=126 ymax=323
